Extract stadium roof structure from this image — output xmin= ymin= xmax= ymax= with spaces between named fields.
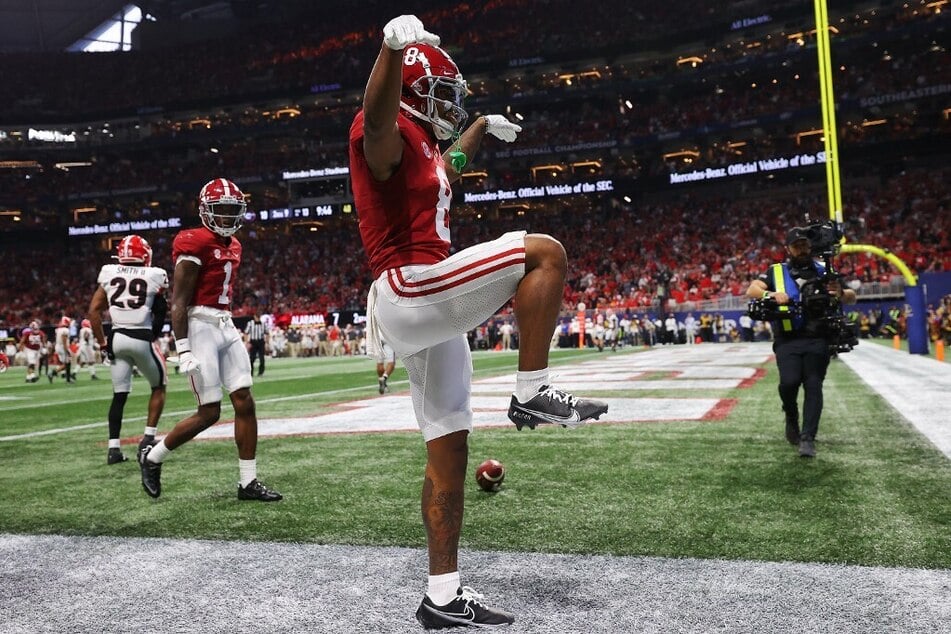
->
xmin=0 ymin=0 xmax=278 ymax=53
xmin=0 ymin=0 xmax=129 ymax=52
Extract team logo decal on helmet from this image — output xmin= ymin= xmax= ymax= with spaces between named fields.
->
xmin=399 ymin=43 xmax=469 ymax=141
xmin=198 ymin=178 xmax=247 ymax=238
xmin=115 ymin=234 xmax=153 ymax=266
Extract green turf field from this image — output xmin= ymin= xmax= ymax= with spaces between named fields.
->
xmin=1 ymin=347 xmax=949 ymax=569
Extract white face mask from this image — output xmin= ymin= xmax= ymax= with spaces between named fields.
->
xmin=404 ymin=75 xmax=469 ymax=140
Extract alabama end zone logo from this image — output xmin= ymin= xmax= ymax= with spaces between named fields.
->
xmin=191 ymin=347 xmax=774 ymax=441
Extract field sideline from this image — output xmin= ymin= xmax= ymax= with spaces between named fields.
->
xmin=1 ymin=343 xmax=949 ymax=632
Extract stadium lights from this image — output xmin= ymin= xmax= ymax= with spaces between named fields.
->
xmin=676 ymin=56 xmax=703 ymax=68
xmin=530 ymin=164 xmax=566 ymax=179
xmin=0 ymin=160 xmax=40 ymax=169
xmin=571 ymin=160 xmax=602 ymax=173
xmin=275 ymin=107 xmax=301 ymax=118
xmin=189 ymin=118 xmax=211 ymax=129
xmin=663 ymin=150 xmax=700 ymax=160
xmin=557 ymin=70 xmax=601 ymax=86
xmin=623 ymin=196 xmax=632 ymax=203
xmin=54 ymin=161 xmax=93 ymax=170
xmin=925 ymin=1 xmax=946 ymax=13
xmin=461 ymin=171 xmax=488 ymax=180
xmin=787 ymin=25 xmax=839 ymax=42
xmin=794 ymin=129 xmax=824 ymax=145
xmin=861 ymin=119 xmax=887 ymax=127
xmin=0 ymin=210 xmax=22 ymax=216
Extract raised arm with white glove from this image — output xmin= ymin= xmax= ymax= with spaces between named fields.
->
xmin=484 ymin=115 xmax=522 ymax=143
xmin=383 ymin=14 xmax=440 ymax=50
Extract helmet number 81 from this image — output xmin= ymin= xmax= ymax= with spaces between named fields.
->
xmin=404 ymin=47 xmax=429 ymax=67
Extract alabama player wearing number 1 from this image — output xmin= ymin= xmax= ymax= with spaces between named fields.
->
xmin=88 ymin=235 xmax=170 ymax=465
xmin=138 ymin=178 xmax=281 ymax=502
xmin=350 ymin=15 xmax=608 ymax=629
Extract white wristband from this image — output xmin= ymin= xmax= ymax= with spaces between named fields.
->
xmin=175 ymin=338 xmax=191 ymax=353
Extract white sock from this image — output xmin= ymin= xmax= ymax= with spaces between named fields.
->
xmin=427 ymin=571 xmax=460 ymax=606
xmin=239 ymin=459 xmax=257 ymax=488
xmin=108 ymin=439 xmax=121 ymax=449
xmin=147 ymin=440 xmax=171 ymax=464
xmin=515 ymin=368 xmax=549 ymax=403
xmin=143 ymin=427 xmax=157 ymax=438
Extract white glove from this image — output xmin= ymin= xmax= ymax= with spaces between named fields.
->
xmin=383 ymin=15 xmax=440 ymax=50
xmin=178 ymin=350 xmax=201 ymax=377
xmin=484 ymin=115 xmax=522 ymax=143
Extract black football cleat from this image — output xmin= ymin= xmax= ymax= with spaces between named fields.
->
xmin=107 ymin=448 xmax=128 ymax=465
xmin=137 ymin=435 xmax=156 ymax=464
xmin=237 ymin=479 xmax=283 ymax=502
xmin=139 ymin=444 xmax=162 ymax=498
xmin=378 ymin=376 xmax=386 ymax=394
xmin=416 ymin=586 xmax=515 ymax=629
xmin=507 ymin=385 xmax=608 ymax=430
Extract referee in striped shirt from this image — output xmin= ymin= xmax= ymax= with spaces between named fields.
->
xmin=244 ymin=314 xmax=268 ymax=376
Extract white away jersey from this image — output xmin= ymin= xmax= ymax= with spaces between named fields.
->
xmin=97 ymin=264 xmax=169 ymax=329
xmin=79 ymin=326 xmax=95 ymax=347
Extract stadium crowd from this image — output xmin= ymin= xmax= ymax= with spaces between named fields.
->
xmin=1 ymin=165 xmax=948 ymax=333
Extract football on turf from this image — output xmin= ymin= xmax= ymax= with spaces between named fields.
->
xmin=475 ymin=458 xmax=505 ymax=492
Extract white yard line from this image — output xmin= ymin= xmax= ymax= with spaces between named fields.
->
xmin=840 ymin=343 xmax=951 ymax=458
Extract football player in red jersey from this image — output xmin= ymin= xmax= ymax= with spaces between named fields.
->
xmin=350 ymin=15 xmax=608 ymax=629
xmin=18 ymin=320 xmax=47 ymax=383
xmin=138 ymin=178 xmax=281 ymax=502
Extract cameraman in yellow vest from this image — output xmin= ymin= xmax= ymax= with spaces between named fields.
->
xmin=746 ymin=228 xmax=856 ymax=458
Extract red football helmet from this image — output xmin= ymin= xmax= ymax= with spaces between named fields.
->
xmin=400 ymin=43 xmax=469 ymax=140
xmin=115 ymin=234 xmax=153 ymax=266
xmin=81 ymin=319 xmax=92 ymax=328
xmin=198 ymin=178 xmax=247 ymax=237
xmin=60 ymin=316 xmax=71 ymax=328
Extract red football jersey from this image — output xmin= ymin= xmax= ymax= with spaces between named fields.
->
xmin=20 ymin=328 xmax=44 ymax=350
xmin=349 ymin=110 xmax=452 ymax=277
xmin=172 ymin=226 xmax=242 ymax=309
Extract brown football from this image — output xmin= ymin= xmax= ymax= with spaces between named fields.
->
xmin=475 ymin=458 xmax=505 ymax=492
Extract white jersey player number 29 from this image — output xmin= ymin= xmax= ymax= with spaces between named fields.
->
xmin=108 ymin=276 xmax=148 ymax=309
